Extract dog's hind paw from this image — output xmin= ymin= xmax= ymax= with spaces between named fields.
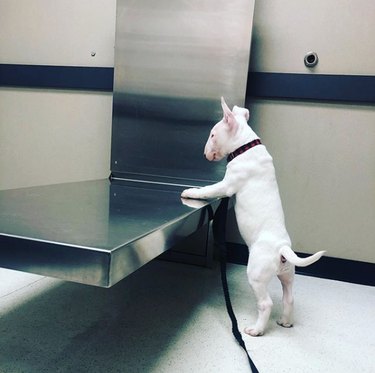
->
xmin=244 ymin=327 xmax=264 ymax=337
xmin=277 ymin=319 xmax=293 ymax=328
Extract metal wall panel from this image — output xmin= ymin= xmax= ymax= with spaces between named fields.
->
xmin=111 ymin=0 xmax=255 ymax=184
xmin=0 ymin=0 xmax=255 ymax=286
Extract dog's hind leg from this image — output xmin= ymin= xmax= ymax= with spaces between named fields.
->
xmin=277 ymin=265 xmax=295 ymax=328
xmin=244 ymin=250 xmax=275 ymax=337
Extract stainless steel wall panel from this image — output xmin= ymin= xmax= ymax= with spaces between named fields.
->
xmin=111 ymin=0 xmax=255 ymax=183
xmin=0 ymin=1 xmax=254 ymax=286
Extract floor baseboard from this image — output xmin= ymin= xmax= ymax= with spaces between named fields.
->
xmin=226 ymin=242 xmax=374 ymax=286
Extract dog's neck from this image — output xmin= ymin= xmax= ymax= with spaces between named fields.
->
xmin=226 ymin=121 xmax=261 ymax=162
xmin=230 ymin=121 xmax=259 ymax=149
xmin=227 ymin=139 xmax=262 ymax=162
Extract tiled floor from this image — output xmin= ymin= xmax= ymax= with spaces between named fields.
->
xmin=0 ymin=260 xmax=374 ymax=373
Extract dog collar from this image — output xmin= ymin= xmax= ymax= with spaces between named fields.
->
xmin=227 ymin=139 xmax=262 ymax=163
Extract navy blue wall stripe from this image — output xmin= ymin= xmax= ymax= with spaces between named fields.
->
xmin=0 ymin=64 xmax=374 ymax=103
xmin=0 ymin=64 xmax=113 ymax=91
xmin=247 ymin=72 xmax=375 ymax=103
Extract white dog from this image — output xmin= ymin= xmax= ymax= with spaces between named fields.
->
xmin=181 ymin=97 xmax=325 ymax=336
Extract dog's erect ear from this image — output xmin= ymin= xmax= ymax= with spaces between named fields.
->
xmin=233 ymin=105 xmax=250 ymax=121
xmin=221 ymin=97 xmax=237 ymax=132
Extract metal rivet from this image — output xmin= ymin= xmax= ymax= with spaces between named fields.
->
xmin=91 ymin=51 xmax=96 ymax=57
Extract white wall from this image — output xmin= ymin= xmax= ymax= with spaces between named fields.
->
xmin=0 ymin=0 xmax=116 ymax=190
xmin=0 ymin=0 xmax=374 ymax=263
xmin=227 ymin=100 xmax=375 ymax=263
xmin=0 ymin=88 xmax=112 ymax=190
xmin=250 ymin=0 xmax=375 ymax=74
xmin=0 ymin=0 xmax=116 ymax=67
xmin=226 ymin=0 xmax=375 ymax=263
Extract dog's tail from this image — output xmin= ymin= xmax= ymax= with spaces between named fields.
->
xmin=279 ymin=246 xmax=326 ymax=267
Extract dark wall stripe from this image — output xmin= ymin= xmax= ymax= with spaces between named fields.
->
xmin=226 ymin=242 xmax=374 ymax=286
xmin=0 ymin=64 xmax=113 ymax=91
xmin=0 ymin=64 xmax=374 ymax=103
xmin=247 ymin=72 xmax=375 ymax=103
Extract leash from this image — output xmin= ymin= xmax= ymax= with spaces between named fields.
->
xmin=208 ymin=198 xmax=259 ymax=373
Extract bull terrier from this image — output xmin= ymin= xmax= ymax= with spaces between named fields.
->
xmin=181 ymin=97 xmax=325 ymax=336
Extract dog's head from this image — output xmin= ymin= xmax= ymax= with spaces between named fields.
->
xmin=204 ymin=97 xmax=250 ymax=161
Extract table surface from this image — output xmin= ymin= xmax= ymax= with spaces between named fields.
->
xmin=0 ymin=179 xmax=218 ymax=287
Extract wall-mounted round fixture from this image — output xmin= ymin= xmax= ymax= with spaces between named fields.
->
xmin=304 ymin=51 xmax=319 ymax=68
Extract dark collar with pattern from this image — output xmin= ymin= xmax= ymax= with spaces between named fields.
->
xmin=227 ymin=139 xmax=262 ymax=163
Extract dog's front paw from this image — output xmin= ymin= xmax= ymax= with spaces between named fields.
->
xmin=181 ymin=188 xmax=202 ymax=200
xmin=181 ymin=198 xmax=207 ymax=208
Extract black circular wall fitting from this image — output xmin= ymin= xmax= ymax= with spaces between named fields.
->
xmin=304 ymin=51 xmax=319 ymax=68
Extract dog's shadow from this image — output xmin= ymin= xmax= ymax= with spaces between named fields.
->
xmin=0 ymin=260 xmax=225 ymax=372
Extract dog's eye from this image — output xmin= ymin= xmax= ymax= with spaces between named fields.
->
xmin=211 ymin=133 xmax=214 ymax=138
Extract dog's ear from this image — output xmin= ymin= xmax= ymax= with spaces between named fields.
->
xmin=221 ymin=97 xmax=237 ymax=132
xmin=233 ymin=105 xmax=250 ymax=121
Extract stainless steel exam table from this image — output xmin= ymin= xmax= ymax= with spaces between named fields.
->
xmin=0 ymin=179 xmax=218 ymax=287
xmin=0 ymin=0 xmax=254 ymax=287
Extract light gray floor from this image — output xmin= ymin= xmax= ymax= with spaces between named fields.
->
xmin=0 ymin=260 xmax=374 ymax=373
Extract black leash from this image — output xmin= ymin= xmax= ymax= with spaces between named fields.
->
xmin=209 ymin=198 xmax=259 ymax=373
